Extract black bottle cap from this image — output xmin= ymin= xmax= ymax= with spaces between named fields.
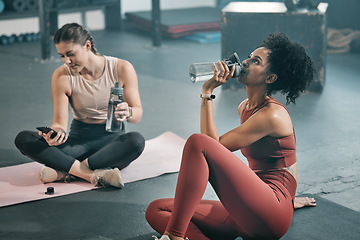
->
xmin=45 ymin=187 xmax=54 ymax=195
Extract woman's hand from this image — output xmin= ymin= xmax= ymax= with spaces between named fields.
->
xmin=115 ymin=102 xmax=132 ymax=121
xmin=202 ymin=61 xmax=235 ymax=94
xmin=38 ymin=129 xmax=68 ymax=146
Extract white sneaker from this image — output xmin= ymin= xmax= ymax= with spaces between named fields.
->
xmin=152 ymin=235 xmax=189 ymax=240
xmin=39 ymin=166 xmax=74 ymax=183
xmin=90 ymin=168 xmax=124 ymax=188
xmin=152 ymin=235 xmax=171 ymax=240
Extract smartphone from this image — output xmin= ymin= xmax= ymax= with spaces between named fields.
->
xmin=36 ymin=126 xmax=58 ymax=139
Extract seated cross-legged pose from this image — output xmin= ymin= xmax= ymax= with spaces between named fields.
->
xmin=15 ymin=23 xmax=145 ymax=188
xmin=146 ymin=33 xmax=315 ymax=239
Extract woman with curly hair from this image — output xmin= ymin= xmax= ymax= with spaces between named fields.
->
xmin=146 ymin=33 xmax=315 ymax=240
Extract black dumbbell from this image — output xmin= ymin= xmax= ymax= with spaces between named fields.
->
xmin=0 ymin=35 xmax=9 ymax=45
xmin=16 ymin=33 xmax=25 ymax=43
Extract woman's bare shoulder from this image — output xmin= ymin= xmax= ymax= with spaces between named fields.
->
xmin=51 ymin=65 xmax=71 ymax=94
xmin=52 ymin=65 xmax=69 ymax=80
xmin=116 ymin=58 xmax=134 ymax=72
xmin=261 ymin=101 xmax=293 ymax=136
xmin=116 ymin=58 xmax=137 ymax=86
xmin=238 ymin=98 xmax=248 ymax=114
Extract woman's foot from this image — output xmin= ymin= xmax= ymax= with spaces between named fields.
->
xmin=152 ymin=235 xmax=188 ymax=240
xmin=90 ymin=168 xmax=124 ymax=188
xmin=152 ymin=235 xmax=171 ymax=240
xmin=156 ymin=231 xmax=188 ymax=240
xmin=39 ymin=166 xmax=75 ymax=183
xmin=294 ymin=196 xmax=316 ymax=209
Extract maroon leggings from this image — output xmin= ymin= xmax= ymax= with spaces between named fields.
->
xmin=146 ymin=134 xmax=296 ymax=240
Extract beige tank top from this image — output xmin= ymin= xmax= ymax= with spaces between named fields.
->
xmin=64 ymin=56 xmax=118 ymax=121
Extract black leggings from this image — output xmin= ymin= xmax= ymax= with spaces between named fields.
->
xmin=14 ymin=119 xmax=145 ymax=172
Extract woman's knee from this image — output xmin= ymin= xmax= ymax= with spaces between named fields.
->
xmin=145 ymin=199 xmax=159 ymax=221
xmin=185 ymin=133 xmax=209 ymax=151
xmin=124 ymin=131 xmax=145 ymax=153
xmin=145 ymin=198 xmax=172 ymax=222
xmin=14 ymin=130 xmax=36 ymax=152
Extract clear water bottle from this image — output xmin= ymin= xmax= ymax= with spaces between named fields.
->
xmin=189 ymin=52 xmax=242 ymax=83
xmin=106 ymin=82 xmax=125 ymax=132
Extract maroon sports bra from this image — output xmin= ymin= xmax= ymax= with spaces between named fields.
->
xmin=240 ymin=98 xmax=297 ymax=170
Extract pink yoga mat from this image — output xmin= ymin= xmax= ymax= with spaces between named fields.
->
xmin=0 ymin=131 xmax=185 ymax=208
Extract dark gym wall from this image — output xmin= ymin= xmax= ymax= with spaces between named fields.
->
xmin=325 ymin=0 xmax=360 ymax=30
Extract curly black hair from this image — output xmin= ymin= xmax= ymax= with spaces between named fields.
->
xmin=259 ymin=33 xmax=315 ymax=104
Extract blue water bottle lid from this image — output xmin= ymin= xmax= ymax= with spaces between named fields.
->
xmin=111 ymin=82 xmax=123 ymax=95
